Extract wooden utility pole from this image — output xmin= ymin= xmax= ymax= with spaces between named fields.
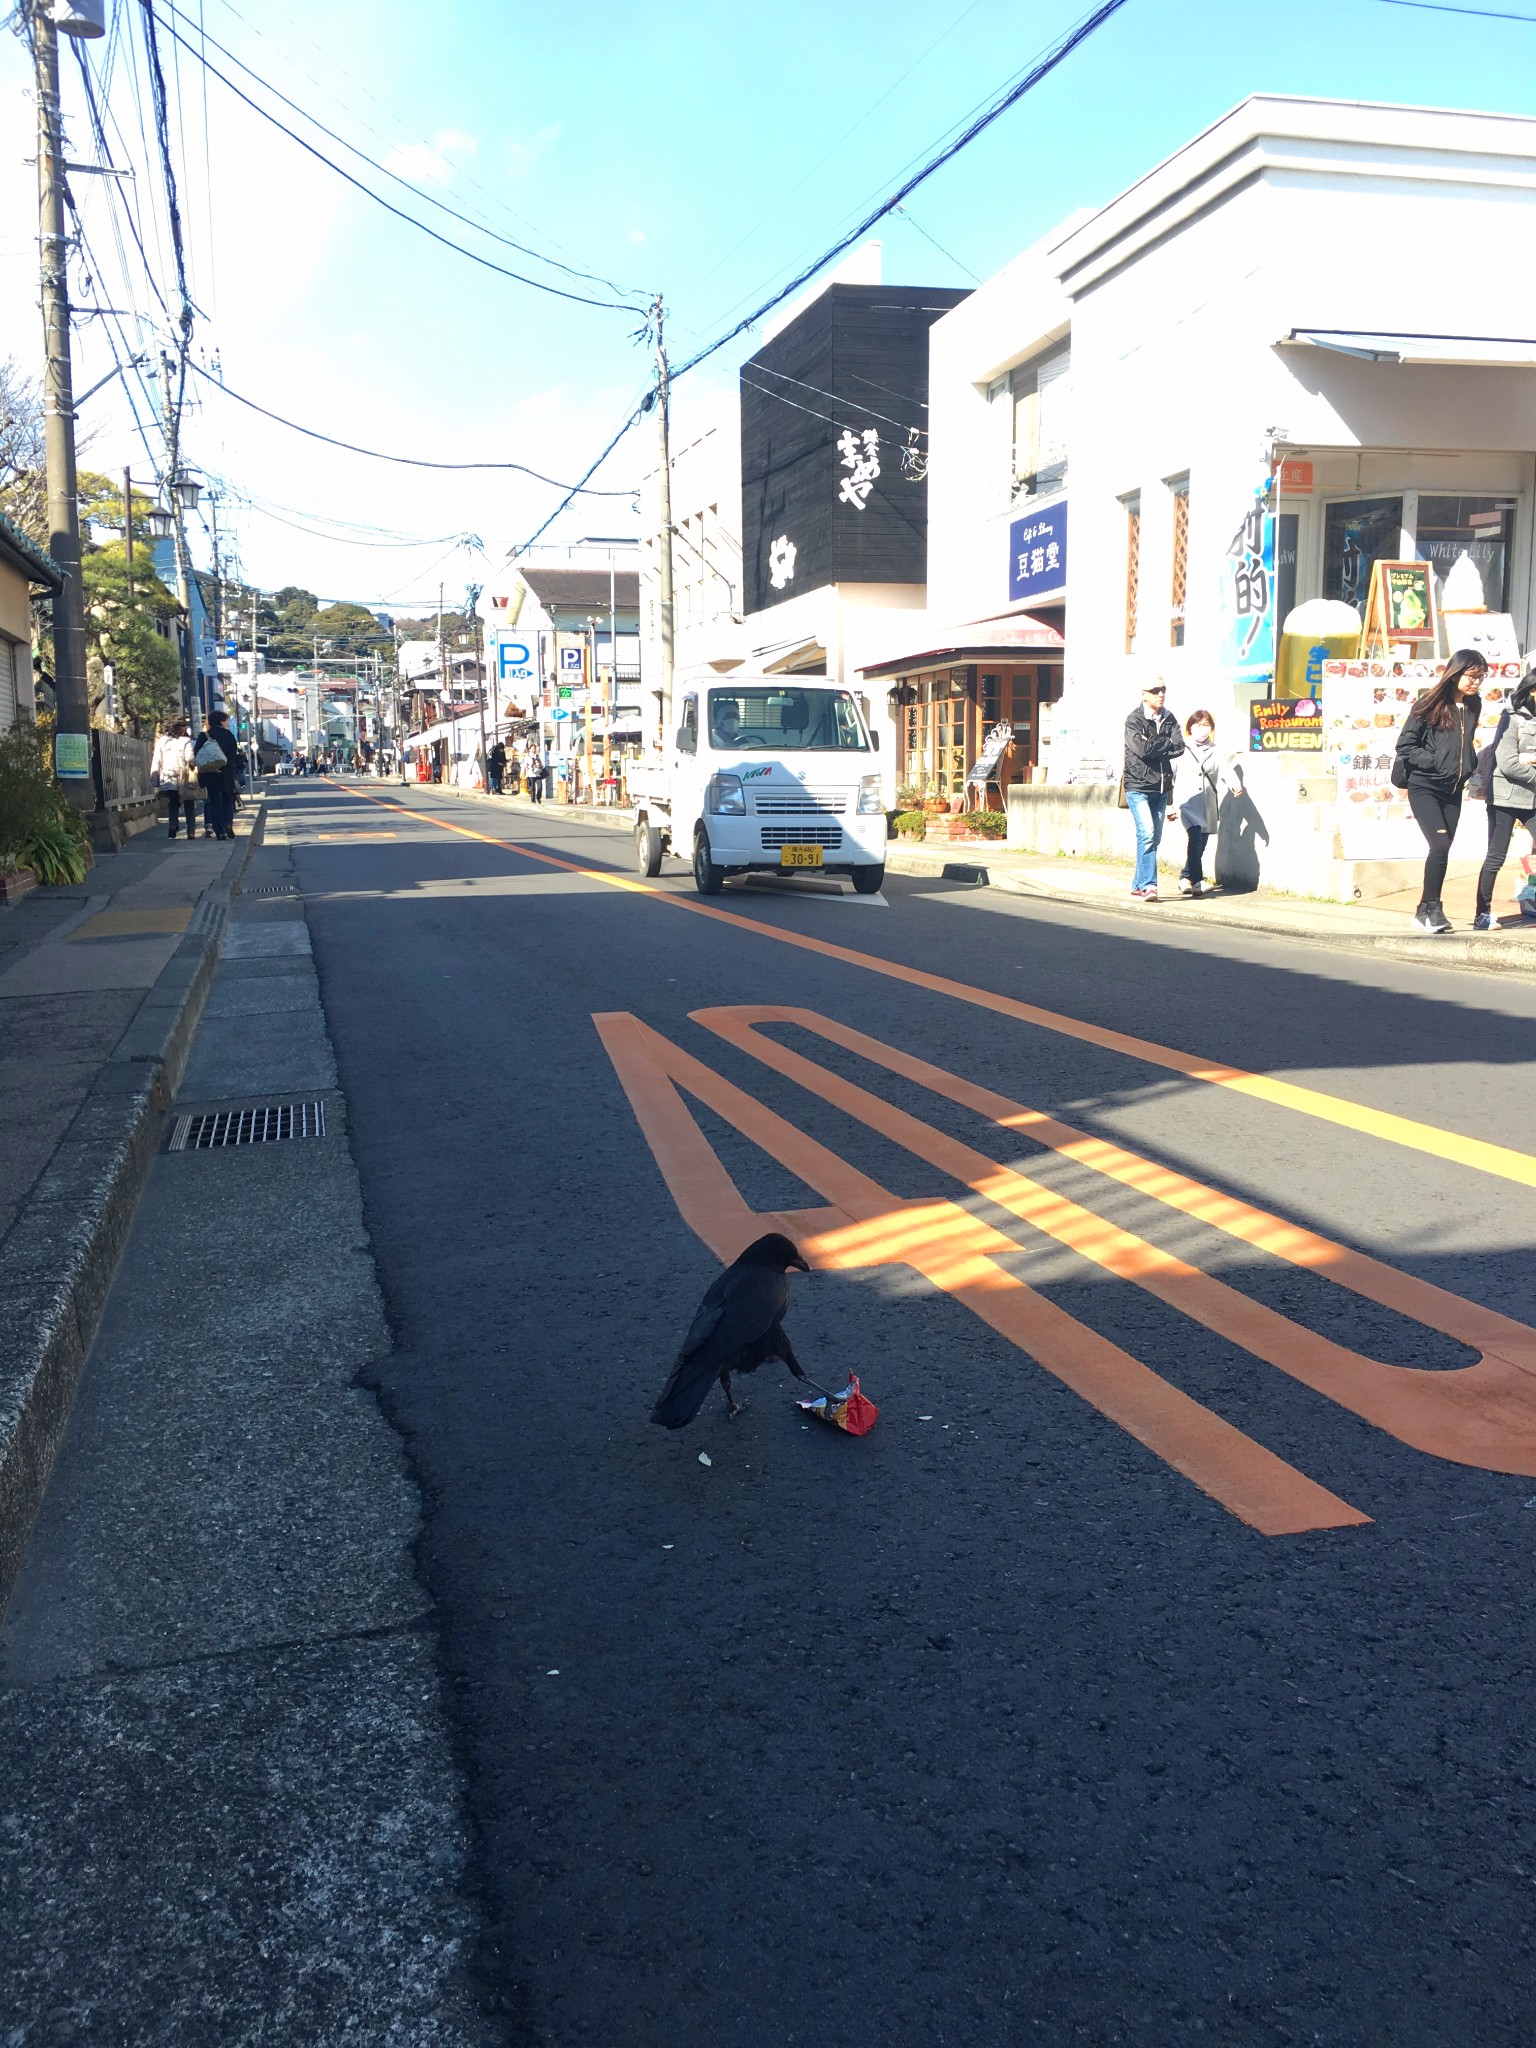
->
xmin=437 ymin=582 xmax=449 ymax=783
xmin=652 ymin=294 xmax=675 ymax=743
xmin=34 ymin=5 xmax=90 ymax=798
xmin=161 ymin=353 xmax=196 ymax=721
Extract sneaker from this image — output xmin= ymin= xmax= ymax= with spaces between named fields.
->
xmin=1414 ymin=908 xmax=1452 ymax=935
xmin=1472 ymin=912 xmax=1497 ymax=932
xmin=1177 ymin=877 xmax=1193 ymax=896
xmin=1141 ymin=886 xmax=1159 ymax=902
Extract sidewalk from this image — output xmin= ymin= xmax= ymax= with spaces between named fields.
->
xmin=379 ymin=778 xmax=1536 ymax=977
xmin=0 ymin=801 xmax=264 ymax=1609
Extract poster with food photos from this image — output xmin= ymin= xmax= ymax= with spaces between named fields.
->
xmin=1321 ymin=658 xmax=1519 ymax=860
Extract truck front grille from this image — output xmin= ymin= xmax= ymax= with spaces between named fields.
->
xmin=759 ymin=825 xmax=844 ymax=850
xmin=752 ymin=789 xmax=848 ymax=815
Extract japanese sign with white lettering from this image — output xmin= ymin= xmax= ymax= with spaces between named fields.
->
xmin=1007 ymin=502 xmax=1067 ymax=605
xmin=1219 ymin=486 xmax=1276 ymax=684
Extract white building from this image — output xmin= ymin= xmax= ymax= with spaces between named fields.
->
xmin=876 ymin=94 xmax=1536 ymax=891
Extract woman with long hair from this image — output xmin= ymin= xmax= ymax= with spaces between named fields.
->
xmin=1474 ymin=671 xmax=1536 ymax=929
xmin=1392 ymin=648 xmax=1487 ymax=934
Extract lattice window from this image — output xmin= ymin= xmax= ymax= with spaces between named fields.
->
xmin=1168 ymin=478 xmax=1189 ymax=648
xmin=1123 ymin=495 xmax=1141 ymax=653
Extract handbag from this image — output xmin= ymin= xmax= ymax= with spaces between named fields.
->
xmin=194 ymin=737 xmax=226 ymax=771
xmin=1114 ymin=777 xmax=1129 ymax=809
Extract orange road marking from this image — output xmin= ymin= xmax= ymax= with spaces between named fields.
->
xmin=594 ymin=1009 xmax=1368 ymax=1539
xmin=693 ymin=1006 xmax=1536 ymax=1478
xmin=322 ymin=780 xmax=1536 ymax=1191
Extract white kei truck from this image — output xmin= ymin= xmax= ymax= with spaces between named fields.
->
xmin=628 ymin=677 xmax=888 ymax=895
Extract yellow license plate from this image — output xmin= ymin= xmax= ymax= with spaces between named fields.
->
xmin=779 ymin=844 xmax=823 ymax=869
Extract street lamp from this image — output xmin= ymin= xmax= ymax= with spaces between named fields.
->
xmin=169 ymin=470 xmax=201 ymax=514
xmin=145 ymin=504 xmax=174 ymax=541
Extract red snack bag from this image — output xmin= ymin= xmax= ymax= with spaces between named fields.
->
xmin=796 ymin=1376 xmax=878 ymax=1436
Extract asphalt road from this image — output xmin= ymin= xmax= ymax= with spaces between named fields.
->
xmin=286 ymin=776 xmax=1536 ymax=2047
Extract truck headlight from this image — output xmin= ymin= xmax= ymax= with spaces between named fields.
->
xmin=857 ymin=774 xmax=884 ymax=814
xmin=707 ymin=772 xmax=745 ymax=816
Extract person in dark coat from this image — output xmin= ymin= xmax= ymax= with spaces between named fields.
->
xmin=1393 ymin=649 xmax=1486 ymax=934
xmin=194 ymin=707 xmax=240 ymax=841
xmin=487 ymin=739 xmax=507 ymax=794
xmin=1123 ymin=681 xmax=1185 ymax=901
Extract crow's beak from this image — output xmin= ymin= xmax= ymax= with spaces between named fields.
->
xmin=789 ymin=1256 xmax=812 ymax=1273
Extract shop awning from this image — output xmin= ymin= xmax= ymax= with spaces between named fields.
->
xmin=857 ymin=614 xmax=1066 ymax=680
xmin=1285 ymin=329 xmax=1536 ymax=367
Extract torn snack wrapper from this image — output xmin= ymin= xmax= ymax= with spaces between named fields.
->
xmin=796 ymin=1375 xmax=878 ymax=1437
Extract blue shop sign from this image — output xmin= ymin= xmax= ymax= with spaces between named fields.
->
xmin=1008 ymin=501 xmax=1067 ymax=604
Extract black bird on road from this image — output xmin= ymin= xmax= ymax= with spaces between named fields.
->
xmin=651 ymin=1232 xmax=812 ymax=1429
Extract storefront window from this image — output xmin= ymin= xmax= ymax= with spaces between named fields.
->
xmin=1417 ymin=496 xmax=1515 ymax=614
xmin=1323 ymin=497 xmax=1403 ymax=616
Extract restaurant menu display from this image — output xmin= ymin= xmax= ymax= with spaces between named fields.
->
xmin=1321 ymin=657 xmax=1521 ymax=860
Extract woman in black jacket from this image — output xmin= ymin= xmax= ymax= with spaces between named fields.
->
xmin=1393 ymin=648 xmax=1487 ymax=934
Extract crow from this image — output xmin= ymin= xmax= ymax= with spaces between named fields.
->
xmin=650 ymin=1232 xmax=812 ymax=1429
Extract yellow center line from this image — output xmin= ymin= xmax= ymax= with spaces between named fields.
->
xmin=318 ymin=779 xmax=1536 ymax=1189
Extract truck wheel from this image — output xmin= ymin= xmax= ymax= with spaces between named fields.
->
xmin=851 ymin=864 xmax=886 ymax=895
xmin=692 ymin=828 xmax=725 ymax=896
xmin=635 ymin=819 xmax=664 ymax=877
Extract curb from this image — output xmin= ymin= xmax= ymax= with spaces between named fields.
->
xmin=0 ymin=804 xmax=268 ymax=1615
xmin=883 ymin=846 xmax=1536 ymax=978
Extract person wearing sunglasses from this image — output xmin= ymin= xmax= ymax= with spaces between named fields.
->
xmin=1123 ymin=680 xmax=1185 ymax=900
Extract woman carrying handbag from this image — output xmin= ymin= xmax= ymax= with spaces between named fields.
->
xmin=1391 ymin=648 xmax=1487 ymax=935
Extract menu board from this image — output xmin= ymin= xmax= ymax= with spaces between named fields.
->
xmin=1321 ymin=658 xmax=1520 ymax=860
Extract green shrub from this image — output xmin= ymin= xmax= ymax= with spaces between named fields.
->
xmin=893 ymin=809 xmax=927 ymax=839
xmin=0 ymin=723 xmax=93 ymax=884
xmin=959 ymin=809 xmax=1007 ymax=839
xmin=895 ymin=783 xmax=922 ymax=809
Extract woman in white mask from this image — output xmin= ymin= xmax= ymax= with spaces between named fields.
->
xmin=1171 ymin=708 xmax=1222 ymax=896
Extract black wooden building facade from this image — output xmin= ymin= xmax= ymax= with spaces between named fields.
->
xmin=739 ymin=284 xmax=969 ymax=615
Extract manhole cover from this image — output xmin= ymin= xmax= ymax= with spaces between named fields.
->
xmin=169 ymin=1102 xmax=327 ymax=1151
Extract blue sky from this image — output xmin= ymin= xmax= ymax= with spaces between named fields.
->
xmin=2 ymin=0 xmax=1534 ymax=615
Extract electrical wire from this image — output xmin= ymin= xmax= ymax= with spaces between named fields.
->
xmin=1375 ymin=0 xmax=1536 ymax=14
xmin=153 ymin=11 xmax=649 ymax=312
xmin=137 ymin=0 xmax=196 ymax=343
xmin=509 ymin=396 xmax=649 ymax=558
xmin=183 ymin=359 xmax=638 ymax=488
xmin=672 ymin=0 xmax=1130 ymax=383
xmin=890 ymin=203 xmax=982 ymax=284
xmin=747 ymin=363 xmax=924 ymax=437
xmin=161 ymin=0 xmax=646 ymax=301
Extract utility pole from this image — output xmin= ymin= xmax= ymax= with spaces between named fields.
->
xmin=583 ymin=617 xmax=595 ymax=802
xmin=34 ymin=2 xmax=92 ymax=800
xmin=122 ymin=466 xmax=134 ymax=604
xmin=467 ymin=584 xmax=487 ymax=790
xmin=436 ymin=582 xmax=448 ymax=783
xmin=652 ymin=294 xmax=675 ymax=745
xmin=161 ymin=352 xmax=196 ymax=722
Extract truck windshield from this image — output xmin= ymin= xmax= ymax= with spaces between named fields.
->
xmin=708 ymin=688 xmax=869 ymax=752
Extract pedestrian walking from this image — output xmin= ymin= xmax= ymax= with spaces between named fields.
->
xmin=488 ymin=739 xmax=507 ymax=795
xmin=194 ymin=707 xmax=241 ymax=841
xmin=525 ymin=741 xmax=546 ymax=804
xmin=1473 ymin=671 xmax=1536 ymax=930
xmin=1122 ymin=680 xmax=1185 ymax=901
xmin=1393 ymin=648 xmax=1486 ymax=934
xmin=151 ymin=718 xmax=199 ymax=840
xmin=1171 ymin=708 xmax=1223 ymax=896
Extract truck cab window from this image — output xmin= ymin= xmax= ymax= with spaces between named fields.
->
xmin=678 ymin=696 xmax=697 ymax=753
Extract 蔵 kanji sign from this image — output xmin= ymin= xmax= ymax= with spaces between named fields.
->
xmin=1007 ymin=501 xmax=1067 ymax=604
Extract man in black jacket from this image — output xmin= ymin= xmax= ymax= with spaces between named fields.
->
xmin=1123 ymin=681 xmax=1185 ymax=900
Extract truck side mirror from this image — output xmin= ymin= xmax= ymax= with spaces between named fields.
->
xmin=677 ymin=726 xmax=695 ymax=754
xmin=870 ymin=728 xmax=880 ymax=750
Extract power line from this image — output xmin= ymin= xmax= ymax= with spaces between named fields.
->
xmin=748 ymin=362 xmax=924 ymax=437
xmin=890 ymin=203 xmax=982 ymax=284
xmin=671 ymin=0 xmax=1131 ymax=382
xmin=508 ymin=397 xmax=648 ymax=558
xmin=136 ymin=0 xmax=196 ymax=344
xmin=154 ymin=11 xmax=649 ymax=312
xmin=161 ymin=0 xmax=645 ymax=301
xmin=184 ymin=358 xmax=637 ymax=488
xmin=1375 ymin=0 xmax=1536 ymax=14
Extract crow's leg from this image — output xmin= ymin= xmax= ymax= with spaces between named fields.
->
xmin=721 ymin=1370 xmax=747 ymax=1418
xmin=774 ymin=1326 xmax=811 ymax=1383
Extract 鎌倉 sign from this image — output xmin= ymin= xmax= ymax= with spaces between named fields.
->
xmin=1249 ymin=697 xmax=1323 ymax=752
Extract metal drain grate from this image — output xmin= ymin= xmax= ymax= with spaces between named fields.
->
xmin=169 ymin=1101 xmax=327 ymax=1151
xmin=248 ymin=883 xmax=299 ymax=895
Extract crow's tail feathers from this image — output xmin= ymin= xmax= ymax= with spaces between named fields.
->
xmin=650 ymin=1360 xmax=715 ymax=1430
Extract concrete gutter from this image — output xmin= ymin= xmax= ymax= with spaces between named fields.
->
xmin=0 ymin=805 xmax=267 ymax=1614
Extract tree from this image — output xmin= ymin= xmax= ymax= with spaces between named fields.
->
xmin=395 ymin=608 xmax=469 ymax=644
xmin=81 ymin=544 xmax=181 ymax=734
